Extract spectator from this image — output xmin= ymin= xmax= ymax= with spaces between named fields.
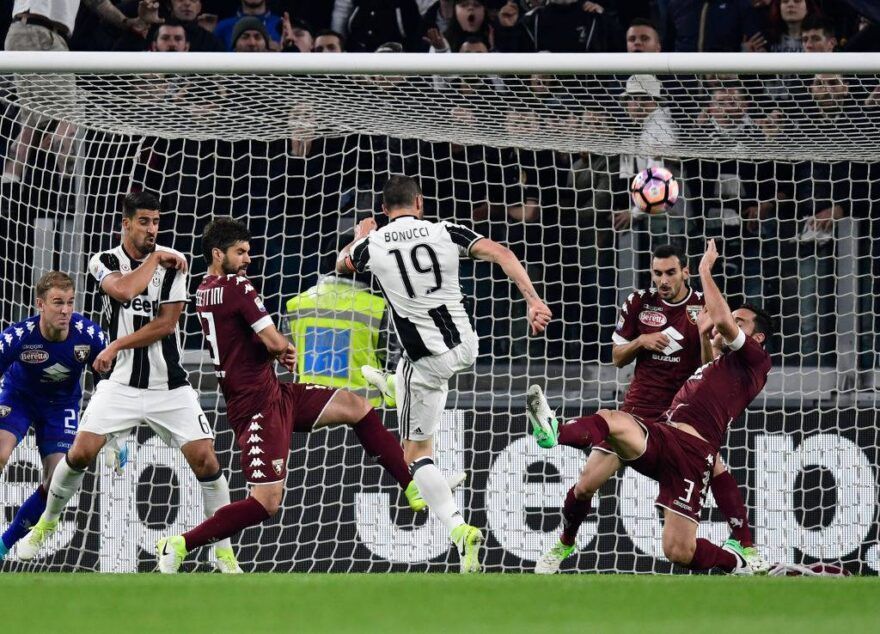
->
xmin=625 ymin=17 xmax=661 ymax=52
xmin=167 ymin=0 xmax=225 ymax=51
xmin=492 ymin=1 xmax=534 ymax=52
xmin=529 ymin=0 xmax=615 ymax=52
xmin=150 ymin=20 xmax=190 ymax=52
xmin=767 ymin=0 xmax=820 ymax=52
xmin=331 ymin=0 xmax=422 ymax=52
xmin=280 ymin=12 xmax=314 ymax=53
xmin=420 ymin=0 xmax=456 ymax=43
xmin=665 ymin=0 xmax=762 ymax=52
xmin=437 ymin=0 xmax=490 ymax=52
xmin=231 ymin=15 xmax=270 ymax=52
xmin=214 ymin=0 xmax=281 ymax=51
xmin=313 ymin=29 xmax=345 ymax=52
xmin=2 ymin=0 xmax=163 ymax=183
xmin=800 ymin=15 xmax=837 ymax=52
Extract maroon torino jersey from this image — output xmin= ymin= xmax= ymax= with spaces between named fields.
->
xmin=665 ymin=330 xmax=771 ymax=452
xmin=195 ymin=274 xmax=279 ymax=423
xmin=612 ymin=287 xmax=705 ymax=420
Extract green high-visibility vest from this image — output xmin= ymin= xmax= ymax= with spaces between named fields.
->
xmin=285 ymin=277 xmax=386 ymax=407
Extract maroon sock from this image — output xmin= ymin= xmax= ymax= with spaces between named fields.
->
xmin=683 ymin=538 xmax=738 ymax=572
xmin=711 ymin=470 xmax=753 ymax=547
xmin=560 ymin=486 xmax=592 ymax=547
xmin=354 ymin=409 xmax=412 ymax=490
xmin=557 ymin=414 xmax=610 ymax=449
xmin=182 ymin=497 xmax=270 ymax=552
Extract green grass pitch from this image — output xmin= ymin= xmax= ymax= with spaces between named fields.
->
xmin=2 ymin=574 xmax=878 ymax=633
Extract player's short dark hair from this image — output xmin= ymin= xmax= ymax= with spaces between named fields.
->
xmin=202 ymin=217 xmax=251 ymax=265
xmin=740 ymin=302 xmax=775 ymax=338
xmin=122 ymin=191 xmax=160 ymax=219
xmin=314 ymin=29 xmax=345 ymax=50
xmin=36 ymin=270 xmax=74 ymax=298
xmin=628 ymin=17 xmax=660 ymax=33
xmin=383 ymin=175 xmax=422 ymax=211
xmin=652 ymin=243 xmax=687 ymax=269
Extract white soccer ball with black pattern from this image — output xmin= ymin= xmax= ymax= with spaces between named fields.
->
xmin=630 ymin=167 xmax=679 ymax=214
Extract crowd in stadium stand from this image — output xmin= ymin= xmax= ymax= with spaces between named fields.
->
xmin=1 ymin=1 xmax=879 ymax=372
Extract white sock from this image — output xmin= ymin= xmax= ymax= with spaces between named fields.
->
xmin=198 ymin=471 xmax=233 ymax=552
xmin=43 ymin=457 xmax=85 ymax=522
xmin=411 ymin=457 xmax=465 ymax=534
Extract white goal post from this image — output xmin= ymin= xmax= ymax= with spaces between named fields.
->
xmin=0 ymin=52 xmax=877 ymax=574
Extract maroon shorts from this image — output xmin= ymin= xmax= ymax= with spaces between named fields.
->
xmin=627 ymin=422 xmax=716 ymax=523
xmin=592 ymin=408 xmax=656 ymax=455
xmin=233 ymin=383 xmax=337 ymax=485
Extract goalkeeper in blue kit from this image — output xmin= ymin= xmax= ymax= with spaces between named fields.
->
xmin=0 ymin=272 xmax=105 ymax=561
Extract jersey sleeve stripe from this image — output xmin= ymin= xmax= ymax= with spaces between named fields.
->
xmin=446 ymin=223 xmax=481 ymax=248
xmin=159 ymin=269 xmax=177 ymax=302
xmin=250 ymin=315 xmax=274 ymax=334
xmin=611 ymin=332 xmax=631 ymax=345
xmin=351 ymin=239 xmax=370 ymax=272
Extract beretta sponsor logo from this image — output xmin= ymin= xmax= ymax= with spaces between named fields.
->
xmin=20 ymin=349 xmax=50 ymax=364
xmin=638 ymin=310 xmax=667 ymax=327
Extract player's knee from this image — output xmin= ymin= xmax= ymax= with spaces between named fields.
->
xmin=189 ymin=451 xmax=220 ymax=479
xmin=663 ymin=537 xmax=696 ymax=566
xmin=0 ymin=455 xmax=8 ymax=472
xmin=250 ymin=488 xmax=282 ymax=516
xmin=66 ymin=445 xmax=95 ymax=470
xmin=345 ymin=395 xmax=373 ymax=425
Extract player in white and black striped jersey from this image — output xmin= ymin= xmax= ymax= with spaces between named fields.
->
xmin=19 ymin=192 xmax=241 ymax=573
xmin=338 ymin=175 xmax=552 ymax=572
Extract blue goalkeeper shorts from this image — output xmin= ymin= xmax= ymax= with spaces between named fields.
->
xmin=0 ymin=389 xmax=79 ymax=457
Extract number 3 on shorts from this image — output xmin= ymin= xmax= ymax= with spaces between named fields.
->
xmin=678 ymin=479 xmax=695 ymax=504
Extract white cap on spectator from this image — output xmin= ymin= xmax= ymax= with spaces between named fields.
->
xmin=624 ymin=74 xmax=662 ymax=98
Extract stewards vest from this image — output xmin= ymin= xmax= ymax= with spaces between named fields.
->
xmin=286 ymin=278 xmax=385 ymax=407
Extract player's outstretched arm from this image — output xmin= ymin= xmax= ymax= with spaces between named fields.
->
xmin=698 ymin=239 xmax=738 ymax=343
xmin=93 ymin=302 xmax=185 ymax=372
xmin=696 ymin=306 xmax=721 ymax=363
xmin=470 ymin=238 xmax=552 ymax=335
xmin=100 ymin=251 xmax=186 ymax=303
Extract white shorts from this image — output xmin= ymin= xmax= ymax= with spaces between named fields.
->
xmin=395 ymin=335 xmax=478 ymax=442
xmin=80 ymin=381 xmax=213 ymax=449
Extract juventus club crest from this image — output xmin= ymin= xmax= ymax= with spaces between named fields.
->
xmin=74 ymin=345 xmax=91 ymax=363
xmin=686 ymin=305 xmax=702 ymax=324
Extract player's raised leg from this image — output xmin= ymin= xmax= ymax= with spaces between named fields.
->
xmin=535 ymin=449 xmax=621 ymax=574
xmin=17 ymin=430 xmax=106 ymax=560
xmin=312 ymin=388 xmax=422 ymax=507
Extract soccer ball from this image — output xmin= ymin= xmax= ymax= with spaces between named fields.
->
xmin=630 ymin=166 xmax=679 ymax=214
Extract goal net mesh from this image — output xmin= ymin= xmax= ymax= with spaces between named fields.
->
xmin=0 ymin=67 xmax=878 ymax=574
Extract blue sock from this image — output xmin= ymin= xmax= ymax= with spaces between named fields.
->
xmin=1 ymin=485 xmax=48 ymax=550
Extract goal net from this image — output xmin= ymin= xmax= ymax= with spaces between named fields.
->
xmin=0 ymin=52 xmax=877 ymax=574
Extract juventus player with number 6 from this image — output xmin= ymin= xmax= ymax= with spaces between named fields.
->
xmin=338 ymin=175 xmax=552 ymax=572
xmin=154 ymin=216 xmax=423 ymax=573
xmin=19 ymin=192 xmax=241 ymax=573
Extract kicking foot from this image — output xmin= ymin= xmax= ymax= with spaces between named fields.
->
xmin=527 ymin=384 xmax=559 ymax=449
xmin=361 ymin=365 xmax=396 ymax=408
